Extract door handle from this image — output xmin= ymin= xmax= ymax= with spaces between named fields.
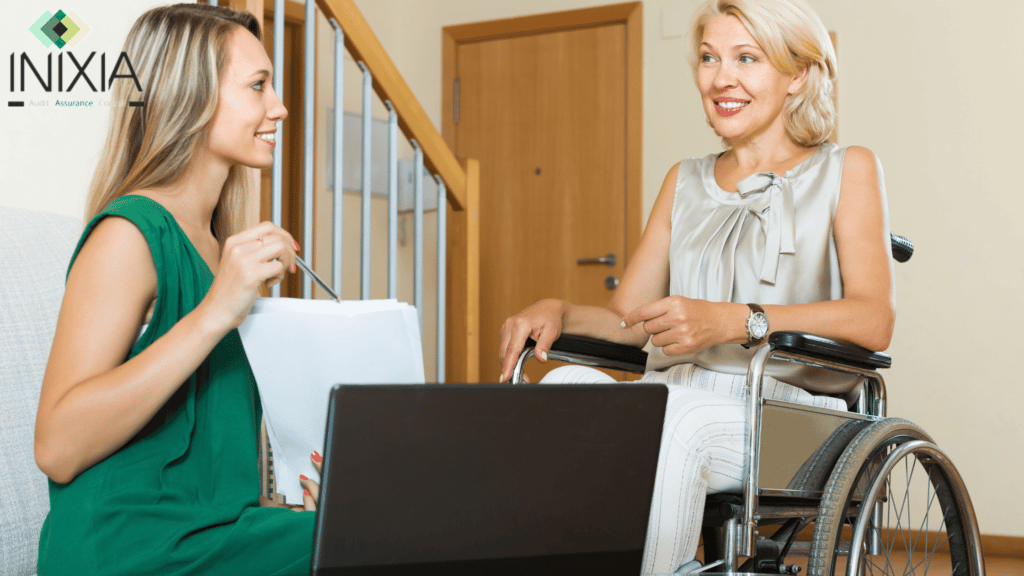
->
xmin=576 ymin=253 xmax=617 ymax=267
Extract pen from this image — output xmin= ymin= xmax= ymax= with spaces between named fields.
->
xmin=294 ymin=256 xmax=341 ymax=302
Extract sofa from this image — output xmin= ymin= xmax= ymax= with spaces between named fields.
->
xmin=0 ymin=205 xmax=82 ymax=576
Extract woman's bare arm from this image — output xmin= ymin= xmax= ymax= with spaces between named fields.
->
xmin=35 ymin=217 xmax=296 ymax=484
xmin=760 ymin=146 xmax=896 ymax=350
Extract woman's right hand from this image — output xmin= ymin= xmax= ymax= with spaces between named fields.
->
xmin=201 ymin=221 xmax=298 ymax=333
xmin=498 ymin=299 xmax=566 ymax=382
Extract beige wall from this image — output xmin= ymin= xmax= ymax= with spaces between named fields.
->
xmin=350 ymin=0 xmax=1024 ymax=537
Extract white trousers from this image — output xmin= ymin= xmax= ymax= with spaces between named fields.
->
xmin=540 ymin=366 xmax=748 ymax=574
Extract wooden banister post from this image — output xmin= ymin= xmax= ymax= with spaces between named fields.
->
xmin=446 ymin=158 xmax=480 ymax=383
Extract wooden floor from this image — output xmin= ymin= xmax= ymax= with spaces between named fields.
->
xmin=780 ymin=552 xmax=1023 ymax=575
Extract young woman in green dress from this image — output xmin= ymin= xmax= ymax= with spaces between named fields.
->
xmin=35 ymin=4 xmax=320 ymax=574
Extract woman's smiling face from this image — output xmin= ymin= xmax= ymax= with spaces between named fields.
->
xmin=206 ymin=27 xmax=287 ymax=170
xmin=696 ymin=14 xmax=806 ymax=146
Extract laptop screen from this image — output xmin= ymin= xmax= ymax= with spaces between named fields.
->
xmin=312 ymin=384 xmax=667 ymax=576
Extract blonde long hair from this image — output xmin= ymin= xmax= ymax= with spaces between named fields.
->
xmin=691 ymin=0 xmax=837 ymax=147
xmin=85 ymin=3 xmax=261 ymax=242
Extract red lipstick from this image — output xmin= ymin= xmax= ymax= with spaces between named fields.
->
xmin=714 ymin=97 xmax=749 ymax=117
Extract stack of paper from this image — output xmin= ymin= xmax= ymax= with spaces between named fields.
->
xmin=238 ymin=297 xmax=424 ymax=504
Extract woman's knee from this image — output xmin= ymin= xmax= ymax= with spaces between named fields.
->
xmin=538 ymin=365 xmax=617 ymax=384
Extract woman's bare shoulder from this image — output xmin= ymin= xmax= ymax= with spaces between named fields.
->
xmin=69 ymin=214 xmax=157 ymax=295
xmin=841 ymin=145 xmax=883 ymax=177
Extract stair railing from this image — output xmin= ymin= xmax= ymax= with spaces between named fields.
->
xmin=247 ymin=0 xmax=479 ymax=385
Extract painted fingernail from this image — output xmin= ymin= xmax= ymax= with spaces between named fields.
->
xmin=620 ymin=321 xmax=626 ymax=328
xmin=304 ymin=489 xmax=311 ymax=497
xmin=294 ymin=240 xmax=301 ymax=251
xmin=538 ymin=350 xmax=547 ymax=361
xmin=299 ymin=474 xmax=308 ymax=481
xmin=311 ymin=451 xmax=322 ymax=463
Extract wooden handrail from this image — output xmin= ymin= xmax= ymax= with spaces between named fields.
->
xmin=316 ymin=0 xmax=466 ymax=211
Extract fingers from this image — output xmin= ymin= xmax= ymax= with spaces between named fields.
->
xmin=299 ymin=474 xmax=320 ymax=505
xmin=497 ymin=300 xmax=565 ymax=382
xmin=498 ymin=321 xmax=526 ymax=382
xmin=621 ymin=299 xmax=668 ymax=331
xmin=499 ymin=326 xmax=532 ymax=383
xmin=532 ymin=325 xmax=559 ymax=364
xmin=251 ymin=232 xmax=296 ymax=275
xmin=623 ymin=296 xmax=691 ymax=335
xmin=220 ymin=226 xmax=296 ymax=293
xmin=235 ymin=222 xmax=298 ymax=274
xmin=293 ymin=451 xmax=324 ymax=512
xmin=311 ymin=450 xmax=322 ymax=475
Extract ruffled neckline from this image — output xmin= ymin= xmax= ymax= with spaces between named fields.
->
xmin=700 ymin=143 xmax=833 ymax=205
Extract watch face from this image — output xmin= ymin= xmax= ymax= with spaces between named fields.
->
xmin=749 ymin=313 xmax=769 ymax=339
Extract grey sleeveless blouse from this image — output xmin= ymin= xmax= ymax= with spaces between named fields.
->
xmin=646 ymin=143 xmax=846 ymax=382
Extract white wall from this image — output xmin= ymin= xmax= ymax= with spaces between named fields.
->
xmin=0 ymin=0 xmax=167 ymax=217
xmin=4 ymin=0 xmax=1022 ymax=538
xmin=351 ymin=0 xmax=1024 ymax=537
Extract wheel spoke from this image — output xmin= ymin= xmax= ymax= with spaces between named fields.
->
xmin=883 ymin=480 xmax=898 ymax=575
xmin=903 ymin=455 xmax=918 ymax=569
xmin=896 ymin=458 xmax=920 ymax=570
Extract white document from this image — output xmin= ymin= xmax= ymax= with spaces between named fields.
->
xmin=238 ymin=297 xmax=424 ymax=504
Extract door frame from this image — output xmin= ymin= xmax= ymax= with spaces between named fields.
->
xmin=441 ymin=2 xmax=644 ymax=263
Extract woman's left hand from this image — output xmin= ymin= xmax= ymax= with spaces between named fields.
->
xmin=621 ymin=296 xmax=742 ymax=356
xmin=299 ymin=451 xmax=323 ymax=511
xmin=257 ymin=450 xmax=323 ymax=511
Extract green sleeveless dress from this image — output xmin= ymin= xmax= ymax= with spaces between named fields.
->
xmin=38 ymin=195 xmax=315 ymax=576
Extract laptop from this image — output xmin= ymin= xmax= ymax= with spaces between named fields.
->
xmin=311 ymin=383 xmax=668 ymax=576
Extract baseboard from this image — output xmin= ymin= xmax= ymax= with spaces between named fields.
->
xmin=983 ymin=534 xmax=1024 ymax=559
xmin=787 ymin=525 xmax=1023 ymax=558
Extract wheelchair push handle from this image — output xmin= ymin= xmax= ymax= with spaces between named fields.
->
xmin=890 ymin=233 xmax=913 ymax=263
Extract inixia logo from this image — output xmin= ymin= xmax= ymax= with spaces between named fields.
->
xmin=9 ymin=10 xmax=142 ymax=109
xmin=30 ymin=10 xmax=90 ymax=49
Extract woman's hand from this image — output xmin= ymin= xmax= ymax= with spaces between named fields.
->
xmin=201 ymin=221 xmax=299 ymax=333
xmin=498 ymin=299 xmax=567 ymax=382
xmin=258 ymin=450 xmax=323 ymax=512
xmin=299 ymin=450 xmax=323 ymax=512
xmin=621 ymin=296 xmax=745 ymax=356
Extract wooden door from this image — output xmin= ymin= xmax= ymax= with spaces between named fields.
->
xmin=449 ymin=6 xmax=642 ymax=383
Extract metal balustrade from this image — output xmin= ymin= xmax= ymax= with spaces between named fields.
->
xmin=265 ymin=0 xmax=464 ymax=384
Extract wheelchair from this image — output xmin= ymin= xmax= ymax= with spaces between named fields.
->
xmin=509 ymin=234 xmax=986 ymax=576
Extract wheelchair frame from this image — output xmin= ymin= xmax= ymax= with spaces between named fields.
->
xmin=511 ymin=331 xmax=986 ymax=576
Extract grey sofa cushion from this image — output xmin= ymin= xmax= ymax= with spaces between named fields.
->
xmin=0 ymin=205 xmax=82 ymax=576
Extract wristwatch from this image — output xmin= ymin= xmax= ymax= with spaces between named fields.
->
xmin=743 ymin=303 xmax=769 ymax=349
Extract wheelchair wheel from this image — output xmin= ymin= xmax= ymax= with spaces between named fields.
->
xmin=808 ymin=418 xmax=985 ymax=576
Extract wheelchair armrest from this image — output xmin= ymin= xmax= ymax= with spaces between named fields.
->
xmin=515 ymin=331 xmax=889 ymax=384
xmin=769 ymin=331 xmax=891 ymax=370
xmin=524 ymin=334 xmax=648 ymax=374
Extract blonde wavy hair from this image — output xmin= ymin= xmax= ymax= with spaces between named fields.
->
xmin=85 ymin=3 xmax=261 ymax=242
xmin=690 ymin=0 xmax=837 ymax=147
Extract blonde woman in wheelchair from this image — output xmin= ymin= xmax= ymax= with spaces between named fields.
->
xmin=499 ymin=0 xmax=894 ymax=573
